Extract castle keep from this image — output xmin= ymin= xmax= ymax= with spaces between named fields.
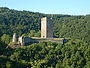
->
xmin=12 ymin=17 xmax=65 ymax=47
xmin=41 ymin=17 xmax=53 ymax=38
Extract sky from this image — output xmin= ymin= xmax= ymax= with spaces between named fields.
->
xmin=0 ymin=0 xmax=90 ymax=15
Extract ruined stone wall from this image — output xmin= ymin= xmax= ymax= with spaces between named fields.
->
xmin=12 ymin=35 xmax=65 ymax=46
xmin=23 ymin=37 xmax=65 ymax=45
xmin=31 ymin=39 xmax=64 ymax=44
xmin=23 ymin=37 xmax=31 ymax=44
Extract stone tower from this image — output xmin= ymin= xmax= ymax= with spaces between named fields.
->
xmin=41 ymin=17 xmax=53 ymax=38
xmin=12 ymin=33 xmax=18 ymax=42
xmin=18 ymin=36 xmax=25 ymax=46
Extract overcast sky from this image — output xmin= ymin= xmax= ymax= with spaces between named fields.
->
xmin=0 ymin=0 xmax=90 ymax=15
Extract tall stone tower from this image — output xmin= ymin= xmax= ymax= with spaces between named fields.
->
xmin=12 ymin=33 xmax=18 ymax=42
xmin=41 ymin=17 xmax=53 ymax=38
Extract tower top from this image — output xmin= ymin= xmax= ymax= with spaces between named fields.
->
xmin=41 ymin=17 xmax=52 ymax=20
xmin=41 ymin=17 xmax=47 ymax=21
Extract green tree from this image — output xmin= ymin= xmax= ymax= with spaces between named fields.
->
xmin=1 ymin=34 xmax=11 ymax=44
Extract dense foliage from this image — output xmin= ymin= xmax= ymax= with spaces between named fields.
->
xmin=53 ymin=16 xmax=90 ymax=44
xmin=0 ymin=40 xmax=90 ymax=68
xmin=0 ymin=7 xmax=90 ymax=68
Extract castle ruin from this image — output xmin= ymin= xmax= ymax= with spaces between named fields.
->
xmin=12 ymin=17 xmax=65 ymax=47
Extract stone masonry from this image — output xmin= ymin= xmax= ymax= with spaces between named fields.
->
xmin=41 ymin=17 xmax=53 ymax=38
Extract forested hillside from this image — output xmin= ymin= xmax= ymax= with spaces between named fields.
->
xmin=53 ymin=15 xmax=90 ymax=44
xmin=0 ymin=7 xmax=90 ymax=68
xmin=0 ymin=40 xmax=90 ymax=68
xmin=0 ymin=7 xmax=90 ymax=44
